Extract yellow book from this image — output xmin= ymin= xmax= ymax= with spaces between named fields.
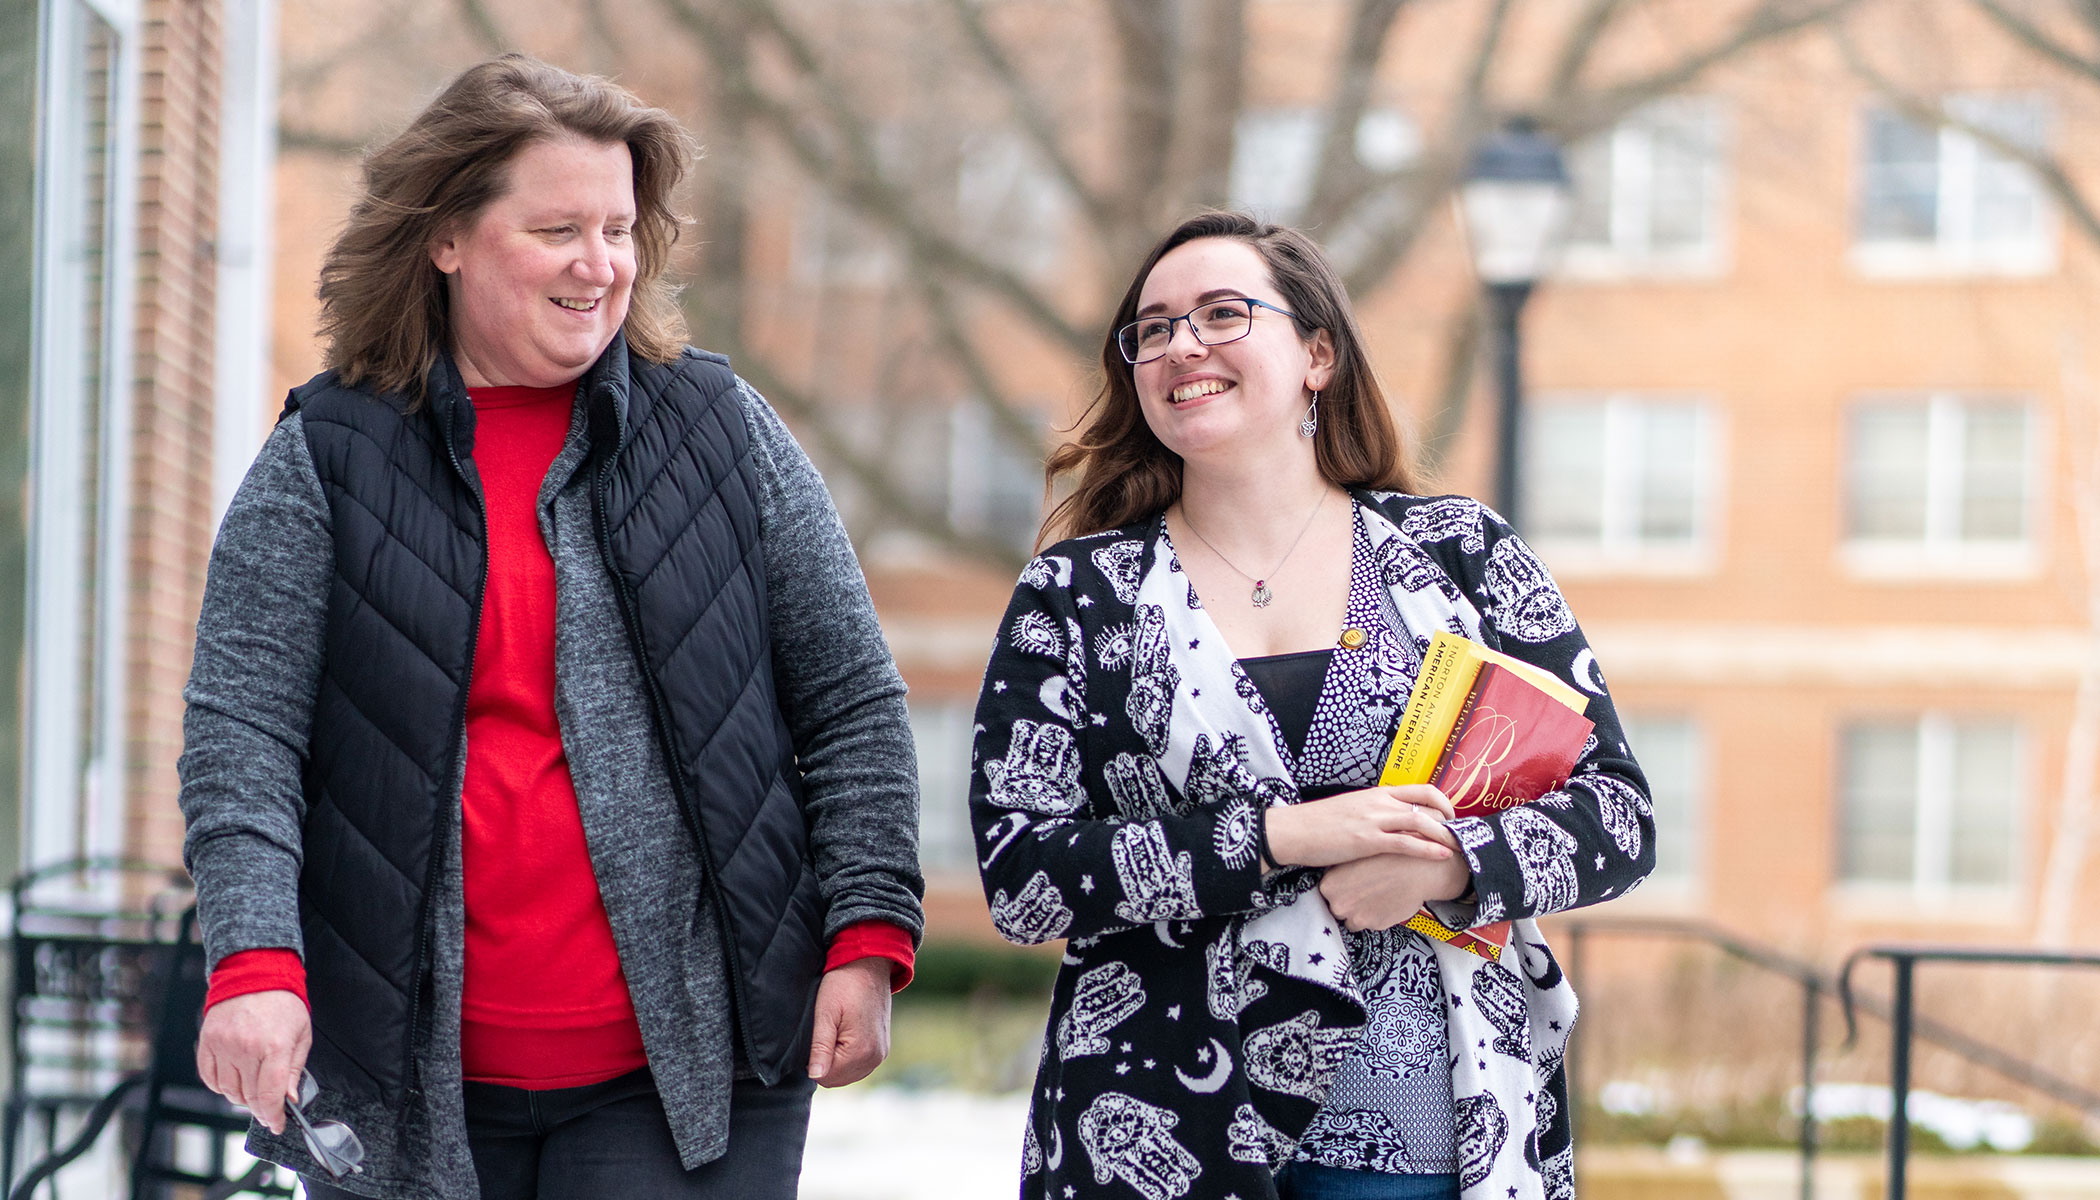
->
xmin=1377 ymin=631 xmax=1592 ymax=961
xmin=1378 ymin=632 xmax=1586 ymax=787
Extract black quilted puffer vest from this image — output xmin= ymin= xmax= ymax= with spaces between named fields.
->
xmin=286 ymin=338 xmax=825 ymax=1106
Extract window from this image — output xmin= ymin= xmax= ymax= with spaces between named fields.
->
xmin=910 ymin=700 xmax=977 ymax=875
xmin=27 ymin=0 xmax=138 ymax=866
xmin=1838 ymin=716 xmax=2023 ymax=896
xmin=1229 ymin=107 xmax=1418 ymax=224
xmin=1563 ymin=97 xmax=1729 ymax=277
xmin=956 ymin=131 xmax=1067 ymax=280
xmin=1522 ymin=394 xmax=1717 ymax=572
xmin=791 ymin=191 xmax=899 ymax=288
xmin=826 ymin=399 xmax=1045 ymax=560
xmin=1843 ymin=394 xmax=2034 ymax=574
xmin=1853 ymin=94 xmax=2053 ymax=276
xmin=1619 ymin=714 xmax=1703 ymax=889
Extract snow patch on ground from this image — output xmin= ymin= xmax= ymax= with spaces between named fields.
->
xmin=801 ymin=1087 xmax=1030 ymax=1199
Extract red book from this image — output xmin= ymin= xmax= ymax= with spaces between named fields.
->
xmin=1410 ymin=662 xmax=1596 ymax=960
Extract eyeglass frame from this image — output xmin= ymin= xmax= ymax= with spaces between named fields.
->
xmin=1115 ymin=296 xmax=1305 ymax=365
xmin=285 ymin=1068 xmax=366 ymax=1179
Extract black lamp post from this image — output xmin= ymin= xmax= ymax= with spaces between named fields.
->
xmin=1458 ymin=122 xmax=1572 ymax=528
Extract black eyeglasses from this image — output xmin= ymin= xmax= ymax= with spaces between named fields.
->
xmin=1116 ymin=296 xmax=1302 ymax=365
xmin=286 ymin=1069 xmax=365 ymax=1180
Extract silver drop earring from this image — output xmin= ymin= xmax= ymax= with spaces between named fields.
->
xmin=1299 ymin=391 xmax=1319 ymax=439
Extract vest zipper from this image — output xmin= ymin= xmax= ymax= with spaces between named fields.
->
xmin=590 ymin=449 xmax=770 ymax=1076
xmin=401 ymin=418 xmax=489 ymax=1118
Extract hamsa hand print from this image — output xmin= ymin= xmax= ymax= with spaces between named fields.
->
xmin=1019 ymin=554 xmax=1073 ymax=591
xmin=1454 ymin=1093 xmax=1509 ymax=1191
xmin=1110 ymin=821 xmax=1199 ymax=923
xmin=1241 ymin=1009 xmax=1357 ymax=1101
xmin=1056 ymin=961 xmax=1147 ymax=1060
xmin=1470 ymin=965 xmax=1531 ymax=1061
xmin=984 ymin=719 xmax=1085 ymax=816
xmin=1485 ymin=537 xmax=1577 ymax=644
xmin=1577 ymin=773 xmax=1648 ymax=860
xmin=1226 ymin=1102 xmax=1295 ymax=1168
xmin=1078 ymin=1093 xmax=1201 ymax=1200
xmin=1399 ymin=496 xmax=1488 ymax=554
xmin=1125 ymin=606 xmax=1177 ymax=756
xmin=1091 ymin=541 xmax=1145 ymax=604
xmin=1501 ymin=808 xmax=1581 ymax=915
xmin=989 ymin=870 xmax=1074 ymax=944
xmin=1103 ymin=753 xmax=1176 ymax=820
xmin=1205 ymin=930 xmax=1267 ymax=1020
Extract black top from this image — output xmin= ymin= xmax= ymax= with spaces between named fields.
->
xmin=1239 ymin=647 xmax=1334 ymax=759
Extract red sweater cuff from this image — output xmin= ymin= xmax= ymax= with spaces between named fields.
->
xmin=206 ymin=948 xmax=309 ymax=1011
xmin=824 ymin=921 xmax=915 ymax=992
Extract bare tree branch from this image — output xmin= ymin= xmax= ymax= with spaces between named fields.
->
xmin=655 ymin=0 xmax=1094 ymax=355
xmin=1416 ymin=296 xmax=1484 ymax=480
xmin=581 ymin=0 xmax=629 ymax=71
xmin=1106 ymin=0 xmax=1177 ymax=239
xmin=1969 ymin=0 xmax=2100 ymax=87
xmin=1159 ymin=0 xmax=1247 ymax=214
xmin=936 ymin=0 xmax=1116 ymax=234
xmin=1546 ymin=0 xmax=1630 ymax=99
xmin=729 ymin=350 xmax=1031 ymax=570
xmin=454 ymin=0 xmax=511 ymax=52
xmin=279 ymin=123 xmax=369 ymax=157
xmin=1302 ymin=0 xmax=1411 ymax=232
xmin=1838 ymin=23 xmax=2100 ymax=249
xmin=1539 ymin=0 xmax=1862 ymax=142
xmin=913 ymin=273 xmax=1055 ymax=455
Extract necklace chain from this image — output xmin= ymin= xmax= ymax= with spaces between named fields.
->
xmin=1178 ymin=490 xmax=1327 ymax=608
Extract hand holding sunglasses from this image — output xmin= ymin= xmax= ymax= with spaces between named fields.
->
xmin=284 ymin=1069 xmax=365 ymax=1180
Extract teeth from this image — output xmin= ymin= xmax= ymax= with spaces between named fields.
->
xmin=1171 ymin=379 xmax=1229 ymax=403
xmin=552 ymin=297 xmax=596 ymax=311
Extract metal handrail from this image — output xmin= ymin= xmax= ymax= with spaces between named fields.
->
xmin=1562 ymin=917 xmax=2100 ymax=1200
xmin=1837 ymin=944 xmax=2100 ymax=1200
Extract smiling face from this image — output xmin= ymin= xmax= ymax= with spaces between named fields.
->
xmin=430 ymin=135 xmax=638 ymax=389
xmin=1130 ymin=237 xmax=1334 ymax=463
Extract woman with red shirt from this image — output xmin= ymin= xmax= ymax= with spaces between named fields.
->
xmin=179 ymin=56 xmax=923 ymax=1198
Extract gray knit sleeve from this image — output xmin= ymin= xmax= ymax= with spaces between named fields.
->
xmin=178 ymin=414 xmax=332 ymax=972
xmin=736 ymin=379 xmax=926 ymax=943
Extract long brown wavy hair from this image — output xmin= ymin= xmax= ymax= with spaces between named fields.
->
xmin=1041 ymin=212 xmax=1416 ymax=543
xmin=317 ymin=55 xmax=698 ymax=399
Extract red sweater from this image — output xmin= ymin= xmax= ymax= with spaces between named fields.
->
xmin=209 ymin=383 xmax=911 ymax=1086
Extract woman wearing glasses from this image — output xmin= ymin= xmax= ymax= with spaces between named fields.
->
xmin=179 ymin=56 xmax=923 ymax=1198
xmin=969 ymin=212 xmax=1652 ymax=1200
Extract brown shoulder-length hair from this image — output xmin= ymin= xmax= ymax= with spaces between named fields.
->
xmin=317 ymin=54 xmax=698 ymax=398
xmin=1041 ymin=212 xmax=1416 ymax=543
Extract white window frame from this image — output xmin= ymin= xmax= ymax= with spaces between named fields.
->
xmin=1850 ymin=93 xmax=2057 ymax=278
xmin=1835 ymin=714 xmax=2027 ymax=916
xmin=213 ymin=0 xmax=278 ymax=519
xmin=1613 ymin=713 xmax=1705 ymax=903
xmin=908 ymin=699 xmax=978 ymax=879
xmin=1840 ymin=393 xmax=2042 ymax=580
xmin=27 ymin=0 xmax=141 ymax=869
xmin=1560 ymin=97 xmax=1732 ymax=280
xmin=1522 ymin=392 xmax=1724 ymax=578
xmin=1229 ymin=106 xmax=1418 ymax=226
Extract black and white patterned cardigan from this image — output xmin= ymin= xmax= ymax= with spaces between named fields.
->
xmin=970 ymin=492 xmax=1654 ymax=1200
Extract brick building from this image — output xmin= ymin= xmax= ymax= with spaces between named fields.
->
xmin=251 ymin=2 xmax=2100 ymax=967
xmin=6 ymin=0 xmax=275 ymax=881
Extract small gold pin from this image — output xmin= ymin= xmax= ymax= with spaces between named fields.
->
xmin=1339 ymin=628 xmax=1368 ymax=650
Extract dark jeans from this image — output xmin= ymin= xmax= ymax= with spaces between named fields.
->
xmin=1277 ymin=1163 xmax=1461 ymax=1200
xmin=304 ymin=1067 xmax=816 ymax=1199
